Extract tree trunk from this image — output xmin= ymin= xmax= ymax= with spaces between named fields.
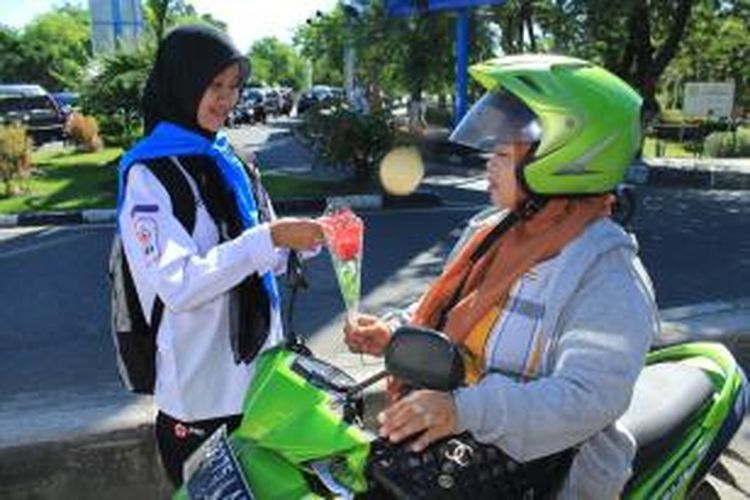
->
xmin=621 ymin=0 xmax=695 ymax=119
xmin=353 ymin=156 xmax=370 ymax=187
xmin=500 ymin=16 xmax=518 ymax=54
xmin=151 ymin=0 xmax=172 ymax=41
xmin=522 ymin=0 xmax=536 ymax=52
xmin=652 ymin=0 xmax=694 ymax=78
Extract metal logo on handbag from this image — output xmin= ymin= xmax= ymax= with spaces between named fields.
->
xmin=444 ymin=439 xmax=474 ymax=467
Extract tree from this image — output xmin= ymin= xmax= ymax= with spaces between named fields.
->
xmin=498 ymin=0 xmax=698 ymax=116
xmin=0 ymin=27 xmax=32 ymax=83
xmin=293 ymin=9 xmax=346 ymax=86
xmin=80 ymin=46 xmax=155 ymax=146
xmin=248 ymin=37 xmax=305 ymax=89
xmin=618 ymin=0 xmax=695 ymax=116
xmin=294 ymin=4 xmax=495 ymax=106
xmin=662 ymin=0 xmax=750 ymax=112
xmin=491 ymin=0 xmax=556 ymax=54
xmin=145 ymin=0 xmax=172 ymax=42
xmin=0 ymin=5 xmax=92 ymax=91
xmin=144 ymin=0 xmax=226 ymax=42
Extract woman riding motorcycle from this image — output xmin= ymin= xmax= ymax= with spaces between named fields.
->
xmin=344 ymin=54 xmax=659 ymax=498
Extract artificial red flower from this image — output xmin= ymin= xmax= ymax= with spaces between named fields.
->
xmin=320 ymin=207 xmax=364 ymax=261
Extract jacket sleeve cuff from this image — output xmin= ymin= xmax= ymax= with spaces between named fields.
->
xmin=241 ymin=223 xmax=278 ymax=275
xmin=453 ymin=377 xmax=511 ymax=444
xmin=453 ymin=385 xmax=485 ymax=434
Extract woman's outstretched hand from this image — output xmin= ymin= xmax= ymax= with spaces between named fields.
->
xmin=269 ymin=218 xmax=324 ymax=251
xmin=343 ymin=313 xmax=391 ymax=357
xmin=378 ymin=390 xmax=458 ymax=452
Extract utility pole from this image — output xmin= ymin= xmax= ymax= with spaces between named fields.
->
xmin=341 ymin=0 xmax=368 ymax=107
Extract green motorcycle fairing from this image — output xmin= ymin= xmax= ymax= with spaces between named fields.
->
xmin=234 ymin=347 xmax=372 ymax=494
xmin=175 ymin=341 xmax=745 ymax=499
xmin=624 ymin=342 xmax=746 ymax=499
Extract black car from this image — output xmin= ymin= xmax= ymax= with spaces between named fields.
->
xmin=242 ymin=88 xmax=267 ymax=124
xmin=0 ymin=84 xmax=66 ymax=144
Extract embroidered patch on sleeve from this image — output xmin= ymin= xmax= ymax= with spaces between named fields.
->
xmin=134 ymin=217 xmax=160 ymax=266
xmin=131 ymin=204 xmax=159 ymax=217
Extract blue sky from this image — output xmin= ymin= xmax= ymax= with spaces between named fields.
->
xmin=0 ymin=0 xmax=338 ymax=51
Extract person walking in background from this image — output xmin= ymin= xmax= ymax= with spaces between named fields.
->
xmin=117 ymin=24 xmax=323 ymax=487
xmin=344 ymin=55 xmax=659 ymax=499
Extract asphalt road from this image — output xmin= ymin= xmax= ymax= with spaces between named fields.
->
xmin=1 ymin=185 xmax=750 ymax=398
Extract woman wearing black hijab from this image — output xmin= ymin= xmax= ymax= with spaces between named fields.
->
xmin=117 ymin=24 xmax=323 ymax=487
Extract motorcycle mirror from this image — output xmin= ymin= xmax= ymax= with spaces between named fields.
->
xmin=384 ymin=326 xmax=465 ymax=391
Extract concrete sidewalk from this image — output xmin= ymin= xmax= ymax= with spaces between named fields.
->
xmin=2 ymin=298 xmax=749 ymax=499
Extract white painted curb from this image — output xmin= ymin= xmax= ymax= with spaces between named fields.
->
xmin=326 ymin=194 xmax=383 ymax=210
xmin=82 ymin=209 xmax=117 ymax=224
xmin=0 ymin=214 xmax=19 ymax=227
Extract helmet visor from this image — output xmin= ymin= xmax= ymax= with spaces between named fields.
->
xmin=449 ymin=89 xmax=541 ymax=152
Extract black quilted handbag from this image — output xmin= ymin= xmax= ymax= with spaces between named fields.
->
xmin=366 ymin=432 xmax=574 ymax=500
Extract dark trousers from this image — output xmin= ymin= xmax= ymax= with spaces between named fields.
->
xmin=155 ymin=411 xmax=243 ymax=488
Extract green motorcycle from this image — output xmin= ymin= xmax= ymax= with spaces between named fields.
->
xmin=174 ymin=323 xmax=747 ymax=499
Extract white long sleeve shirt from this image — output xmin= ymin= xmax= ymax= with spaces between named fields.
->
xmin=119 ymin=160 xmax=287 ymax=421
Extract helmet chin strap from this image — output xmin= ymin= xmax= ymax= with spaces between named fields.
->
xmin=517 ymin=195 xmax=548 ymax=220
xmin=512 ymin=141 xmax=548 ymax=221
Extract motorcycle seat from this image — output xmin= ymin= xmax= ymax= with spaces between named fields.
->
xmin=618 ymin=362 xmax=715 ymax=478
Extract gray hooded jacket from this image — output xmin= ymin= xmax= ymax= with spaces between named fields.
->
xmin=449 ymin=210 xmax=659 ymax=499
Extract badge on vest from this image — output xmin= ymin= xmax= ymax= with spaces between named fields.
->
xmin=134 ymin=216 xmax=160 ymax=266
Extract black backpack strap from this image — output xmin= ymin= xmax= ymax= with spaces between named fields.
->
xmin=138 ymin=157 xmax=199 ymax=334
xmin=143 ymin=157 xmax=198 ymax=235
xmin=112 ymin=157 xmax=205 ymax=394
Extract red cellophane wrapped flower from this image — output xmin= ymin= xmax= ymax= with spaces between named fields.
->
xmin=320 ymin=206 xmax=363 ymax=262
xmin=319 ymin=205 xmax=364 ymax=314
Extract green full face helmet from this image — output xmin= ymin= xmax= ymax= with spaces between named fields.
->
xmin=450 ymin=54 xmax=643 ymax=196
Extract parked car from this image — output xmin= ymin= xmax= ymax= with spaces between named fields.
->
xmin=0 ymin=84 xmax=66 ymax=144
xmin=242 ymin=87 xmax=267 ymax=124
xmin=50 ymin=91 xmax=80 ymax=120
xmin=263 ymin=88 xmax=281 ymax=116
xmin=297 ymin=85 xmax=343 ymax=114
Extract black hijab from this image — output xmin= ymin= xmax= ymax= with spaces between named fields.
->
xmin=142 ymin=24 xmax=249 ymax=136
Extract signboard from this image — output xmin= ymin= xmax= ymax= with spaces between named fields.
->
xmin=683 ymin=82 xmax=735 ymax=119
xmin=387 ymin=0 xmax=506 ymax=16
xmin=89 ymin=0 xmax=144 ymax=54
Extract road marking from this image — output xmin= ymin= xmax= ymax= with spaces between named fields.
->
xmin=424 ymin=175 xmax=488 ymax=191
xmin=0 ymin=230 xmax=93 ymax=260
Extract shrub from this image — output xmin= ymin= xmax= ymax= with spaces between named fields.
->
xmin=65 ymin=112 xmax=103 ymax=152
xmin=424 ymin=105 xmax=452 ymax=128
xmin=301 ymin=102 xmax=398 ymax=185
xmin=703 ymin=128 xmax=750 ymax=158
xmin=96 ymin=112 xmax=142 ymax=149
xmin=0 ymin=124 xmax=32 ymax=196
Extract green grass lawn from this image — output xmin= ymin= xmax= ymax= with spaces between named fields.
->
xmin=0 ymin=146 xmax=362 ymax=215
xmin=261 ymin=171 xmax=363 ymax=199
xmin=0 ymin=147 xmax=122 ymax=214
